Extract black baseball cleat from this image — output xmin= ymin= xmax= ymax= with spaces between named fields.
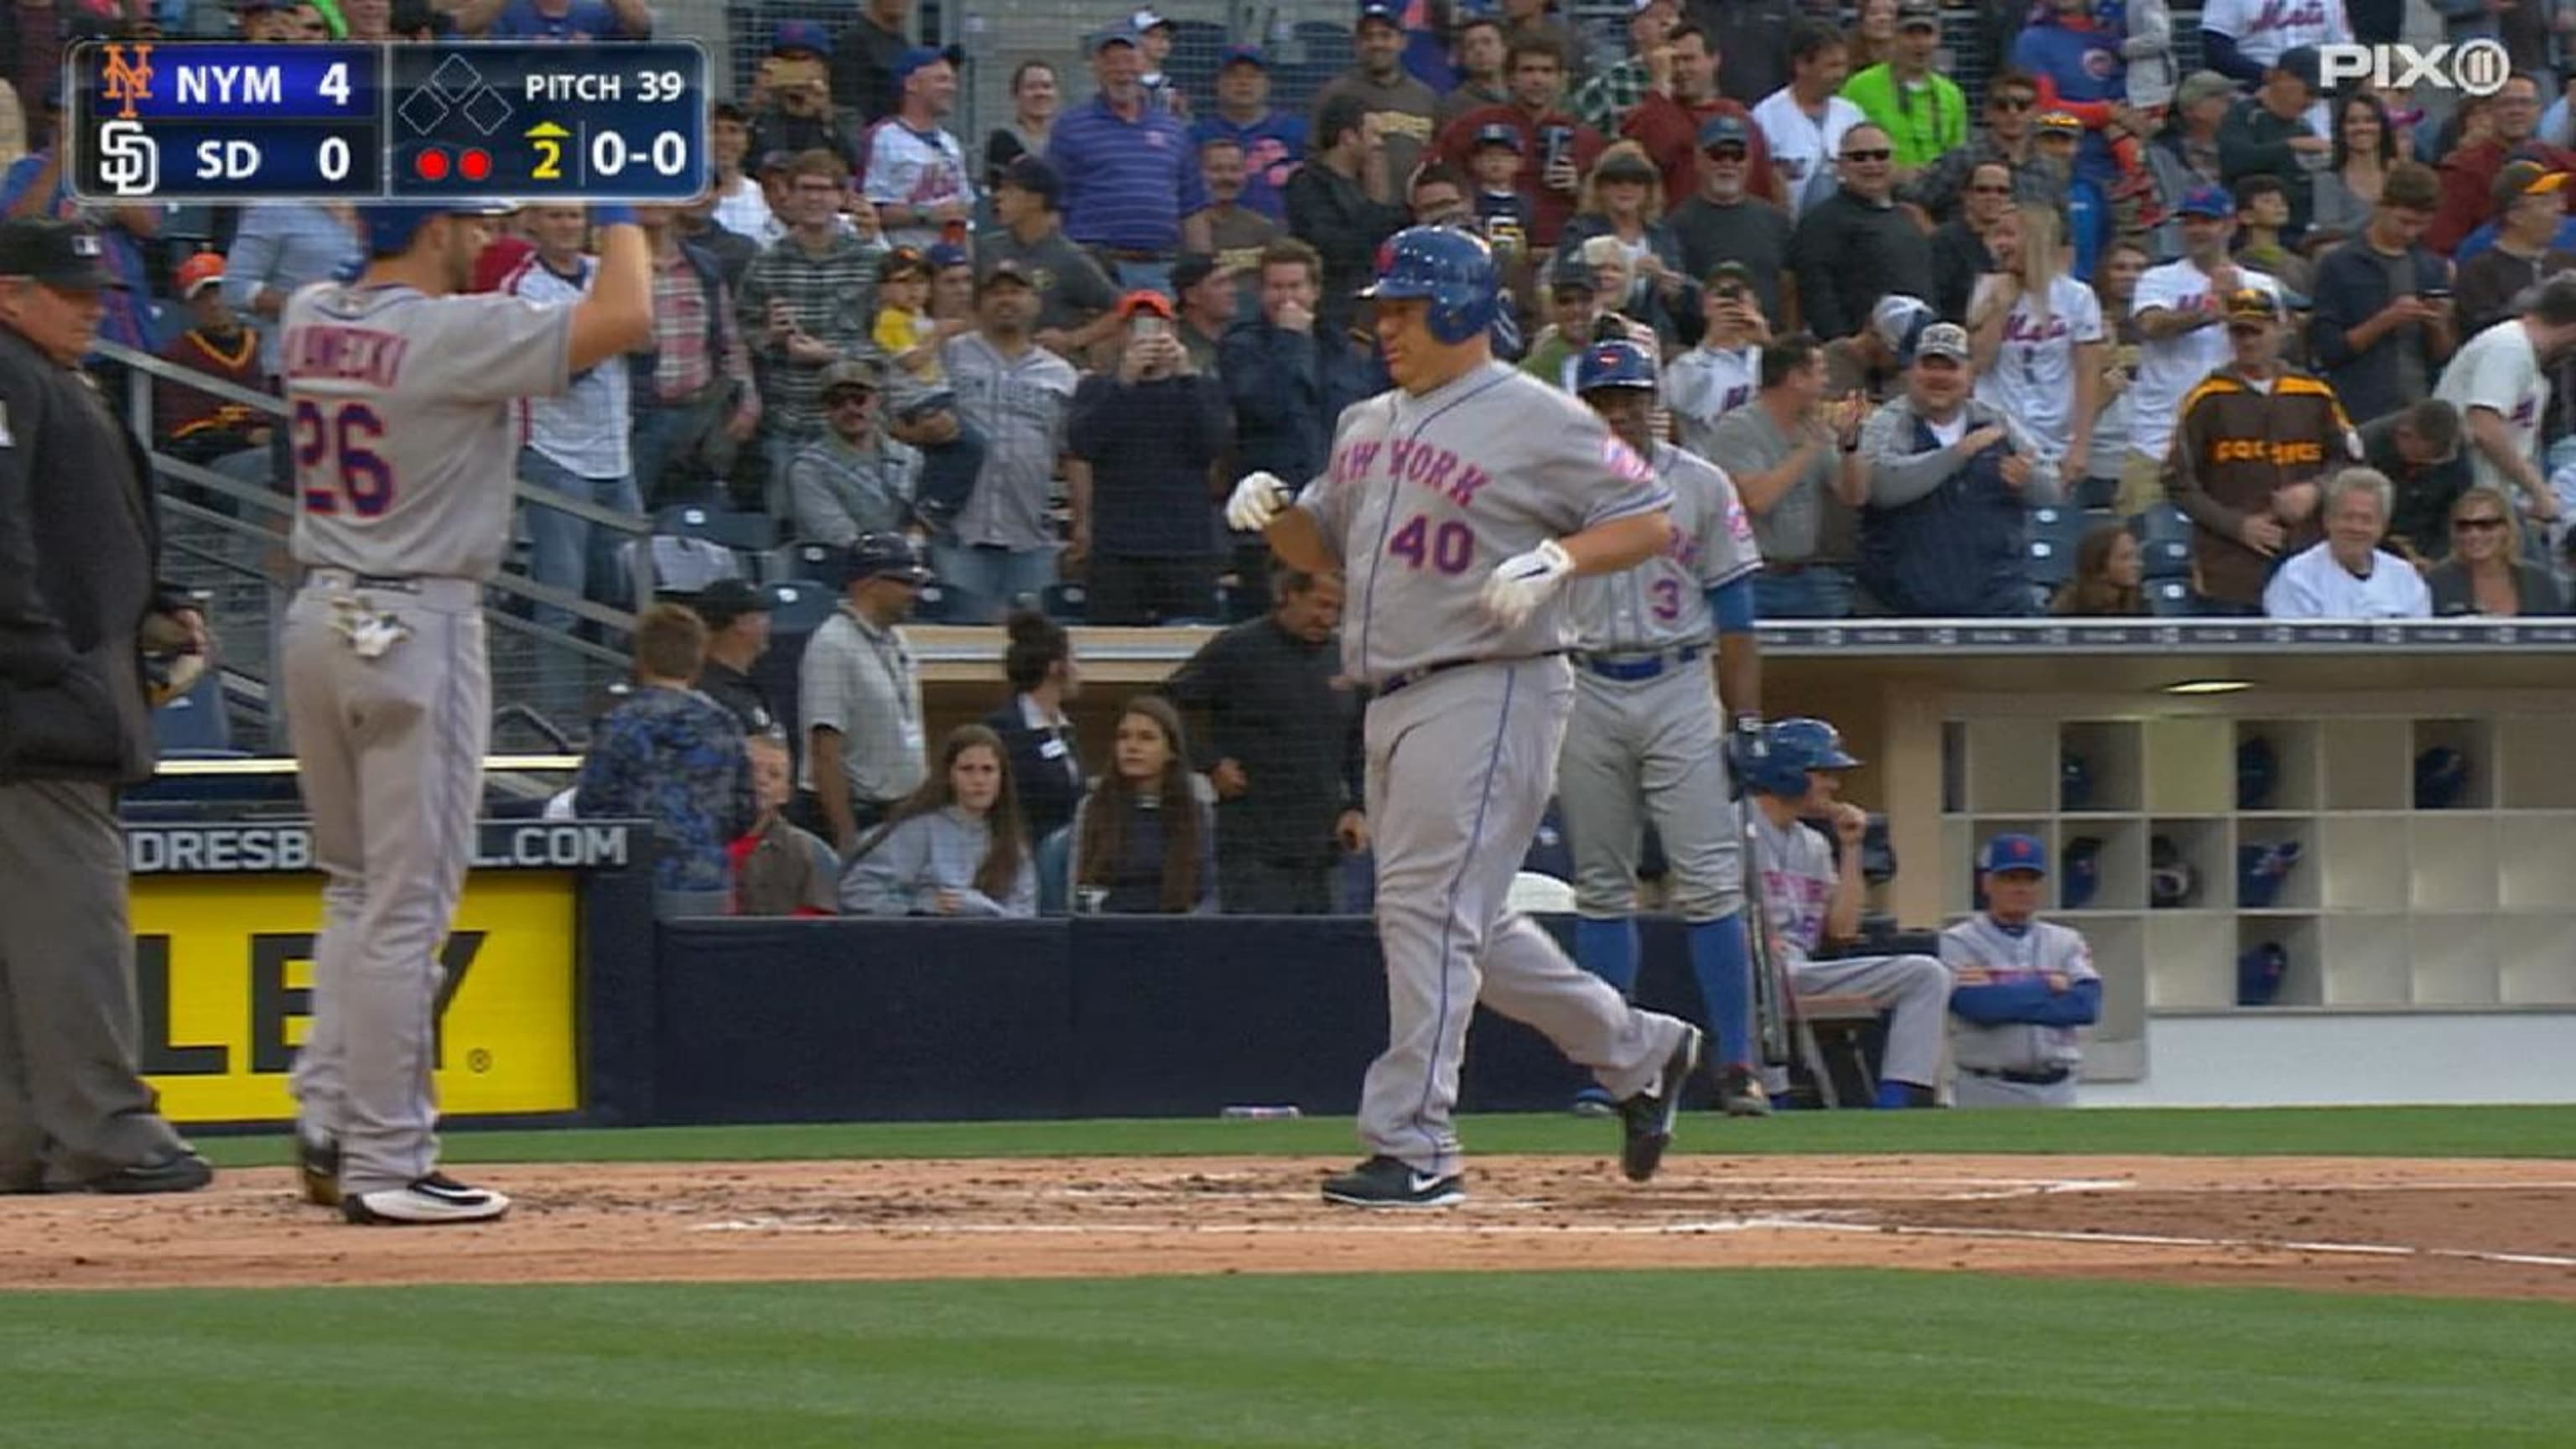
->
xmin=87 ymin=1150 xmax=215 ymax=1195
xmin=1716 ymin=1063 xmax=1774 ymax=1118
xmin=296 ymin=1134 xmax=342 ymax=1208
xmin=1321 ymin=1155 xmax=1466 ymax=1208
xmin=1618 ymin=1025 xmax=1703 ymax=1183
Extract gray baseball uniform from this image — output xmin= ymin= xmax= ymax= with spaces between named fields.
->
xmin=1295 ymin=360 xmax=1696 ymax=1178
xmin=1558 ymin=443 xmax=1760 ymax=922
xmin=279 ymin=281 xmax=574 ymax=1198
xmin=1940 ymin=914 xmax=2097 ymax=1108
xmin=1748 ymin=808 xmax=1948 ymax=1090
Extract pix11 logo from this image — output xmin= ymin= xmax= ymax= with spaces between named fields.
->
xmin=2317 ymin=39 xmax=2511 ymax=96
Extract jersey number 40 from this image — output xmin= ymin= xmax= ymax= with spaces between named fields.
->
xmin=1387 ymin=513 xmax=1474 ymax=574
xmin=294 ymin=400 xmax=394 ymax=517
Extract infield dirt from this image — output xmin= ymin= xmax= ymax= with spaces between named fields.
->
xmin=7 ymin=1155 xmax=2571 ymax=1300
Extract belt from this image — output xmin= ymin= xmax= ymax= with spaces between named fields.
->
xmin=1571 ymin=643 xmax=1702 ymax=682
xmin=1965 ymin=1065 xmax=2072 ymax=1086
xmin=1764 ymin=561 xmax=1811 ymax=576
xmin=1377 ymin=651 xmax=1565 ymax=698
xmin=304 ymin=568 xmax=423 ymax=593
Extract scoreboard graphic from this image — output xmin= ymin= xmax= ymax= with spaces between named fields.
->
xmin=68 ymin=41 xmax=709 ymax=204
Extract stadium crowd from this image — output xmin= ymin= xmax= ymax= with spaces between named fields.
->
xmin=14 ymin=0 xmax=2576 ymax=927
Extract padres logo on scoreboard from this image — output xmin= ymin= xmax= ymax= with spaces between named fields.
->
xmin=68 ymin=39 xmax=706 ymax=204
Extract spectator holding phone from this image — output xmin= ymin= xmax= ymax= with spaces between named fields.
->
xmin=2308 ymin=161 xmax=2452 ymax=428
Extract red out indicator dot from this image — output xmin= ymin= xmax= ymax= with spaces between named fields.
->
xmin=415 ymin=148 xmax=450 ymax=181
xmin=460 ymin=148 xmax=493 ymax=183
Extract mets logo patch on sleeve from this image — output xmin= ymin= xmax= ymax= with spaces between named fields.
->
xmin=1602 ymin=436 xmax=1653 ymax=485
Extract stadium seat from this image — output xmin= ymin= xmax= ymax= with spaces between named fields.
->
xmin=911 ymin=581 xmax=967 ymax=623
xmin=627 ymin=531 xmax=745 ymax=603
xmin=761 ymin=579 xmax=839 ymax=633
xmin=2144 ymin=579 xmax=2198 ymax=615
xmin=696 ymin=508 xmax=780 ymax=554
xmin=1042 ymin=580 xmax=1088 ymax=623
xmin=2131 ymin=504 xmax=2195 ymax=582
xmin=2028 ymin=511 xmax=2080 ymax=591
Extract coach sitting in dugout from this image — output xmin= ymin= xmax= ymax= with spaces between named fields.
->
xmin=0 ymin=217 xmax=216 ymax=1195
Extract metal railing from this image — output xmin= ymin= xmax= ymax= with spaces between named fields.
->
xmin=97 ymin=339 xmax=651 ymax=745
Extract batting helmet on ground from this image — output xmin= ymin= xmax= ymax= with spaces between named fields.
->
xmin=1360 ymin=226 xmax=1500 ymax=345
xmin=1575 ymin=338 xmax=1659 ymax=394
xmin=1747 ymin=717 xmax=1862 ymax=797
xmin=359 ymin=203 xmax=512 ymax=257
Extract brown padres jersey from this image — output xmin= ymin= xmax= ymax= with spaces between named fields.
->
xmin=2161 ymin=366 xmax=2357 ymax=606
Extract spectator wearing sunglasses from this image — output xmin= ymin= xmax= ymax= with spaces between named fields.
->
xmin=1903 ymin=71 xmax=2070 ymax=228
xmin=1786 ymin=121 xmax=1935 ymax=343
xmin=2426 ymin=486 xmax=2568 ymax=615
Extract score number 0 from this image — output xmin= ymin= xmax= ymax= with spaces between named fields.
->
xmin=528 ymin=70 xmax=691 ymax=184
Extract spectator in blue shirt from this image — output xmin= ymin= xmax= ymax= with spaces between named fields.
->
xmin=841 ymin=724 xmax=1039 ymax=917
xmin=1047 ymin=29 xmax=1214 ymax=293
xmin=573 ymin=605 xmax=755 ymax=918
xmin=1190 ymin=45 xmax=1308 ymax=224
xmin=221 ymin=201 xmax=361 ymax=377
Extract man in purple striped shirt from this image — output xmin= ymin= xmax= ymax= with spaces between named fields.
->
xmin=1046 ymin=29 xmax=1213 ymax=296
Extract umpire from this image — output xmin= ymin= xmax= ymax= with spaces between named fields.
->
xmin=0 ymin=219 xmax=215 ymax=1194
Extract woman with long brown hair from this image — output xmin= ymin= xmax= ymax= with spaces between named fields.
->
xmin=1069 ymin=696 xmax=1218 ymax=914
xmin=840 ymin=724 xmax=1036 ymax=917
xmin=2053 ymin=523 xmax=2146 ymax=616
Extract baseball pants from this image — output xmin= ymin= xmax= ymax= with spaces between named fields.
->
xmin=283 ymin=574 xmax=491 ymax=1197
xmin=0 ymin=779 xmax=190 ymax=1187
xmin=1555 ymin=667 xmax=1743 ymax=922
xmin=1356 ymin=657 xmax=1693 ymax=1180
xmin=1789 ymin=952 xmax=1950 ymax=1088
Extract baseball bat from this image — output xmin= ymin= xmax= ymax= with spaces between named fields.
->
xmin=1741 ymin=800 xmax=1794 ymax=1069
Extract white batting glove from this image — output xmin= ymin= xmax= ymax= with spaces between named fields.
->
xmin=1478 ymin=539 xmax=1574 ymax=631
xmin=1225 ymin=471 xmax=1296 ymax=532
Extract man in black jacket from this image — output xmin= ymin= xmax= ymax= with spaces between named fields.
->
xmin=0 ymin=220 xmax=216 ymax=1196
xmin=1788 ymin=122 xmax=1936 ymax=342
xmin=1285 ymin=93 xmax=1410 ymax=339
xmin=1219 ymin=238 xmax=1375 ymax=614
xmin=1067 ymin=293 xmax=1234 ymax=624
xmin=1162 ymin=569 xmax=1367 ymax=914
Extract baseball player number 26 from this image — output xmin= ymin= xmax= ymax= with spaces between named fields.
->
xmin=294 ymin=400 xmax=394 ymax=517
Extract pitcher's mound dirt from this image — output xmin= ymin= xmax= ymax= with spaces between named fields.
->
xmin=6 ymin=1155 xmax=2571 ymax=1300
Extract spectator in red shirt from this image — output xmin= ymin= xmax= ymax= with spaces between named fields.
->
xmin=2428 ymin=73 xmax=2576 ymax=256
xmin=155 ymin=252 xmax=278 ymax=513
xmin=1621 ymin=22 xmax=1780 ymax=210
xmin=1436 ymin=35 xmax=1607 ymax=250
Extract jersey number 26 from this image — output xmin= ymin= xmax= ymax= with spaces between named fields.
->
xmin=294 ymin=400 xmax=393 ymax=517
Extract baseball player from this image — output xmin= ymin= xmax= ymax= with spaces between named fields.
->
xmin=1228 ymin=226 xmax=1704 ymax=1208
xmin=1743 ymin=719 xmax=1948 ymax=1109
xmin=1557 ymin=338 xmax=1773 ymax=1119
xmin=280 ymin=203 xmax=653 ymax=1224
xmin=1941 ymin=834 xmax=2100 ymax=1108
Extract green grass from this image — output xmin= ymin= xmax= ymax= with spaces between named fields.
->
xmin=191 ymin=1104 xmax=2576 ymax=1170
xmin=3 ymin=1270 xmax=2568 ymax=1447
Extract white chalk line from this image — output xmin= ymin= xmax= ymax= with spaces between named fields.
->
xmin=685 ymin=1213 xmax=2576 ymax=1270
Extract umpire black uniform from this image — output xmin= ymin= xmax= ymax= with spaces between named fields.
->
xmin=0 ymin=219 xmax=214 ymax=1194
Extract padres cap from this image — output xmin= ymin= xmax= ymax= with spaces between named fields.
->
xmin=978 ymin=256 xmax=1037 ymax=293
xmin=1170 ymin=252 xmax=1227 ymax=291
xmin=2224 ymin=287 xmax=2283 ymax=325
xmin=174 ymin=250 xmax=226 ymax=299
xmin=0 ymin=220 xmax=118 ymax=289
xmin=2034 ymin=108 xmax=2084 ymax=137
xmin=2493 ymin=159 xmax=2568 ymax=213
xmin=998 ymin=154 xmax=1061 ymax=205
xmin=1979 ymin=833 xmax=2049 ymax=876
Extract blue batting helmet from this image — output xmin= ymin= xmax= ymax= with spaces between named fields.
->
xmin=1575 ymin=338 xmax=1659 ymax=394
xmin=1748 ymin=717 xmax=1862 ymax=797
xmin=359 ymin=203 xmax=512 ymax=258
xmin=1361 ymin=226 xmax=1501 ymax=345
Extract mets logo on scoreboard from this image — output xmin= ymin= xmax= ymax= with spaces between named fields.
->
xmin=101 ymin=43 xmax=158 ymax=121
